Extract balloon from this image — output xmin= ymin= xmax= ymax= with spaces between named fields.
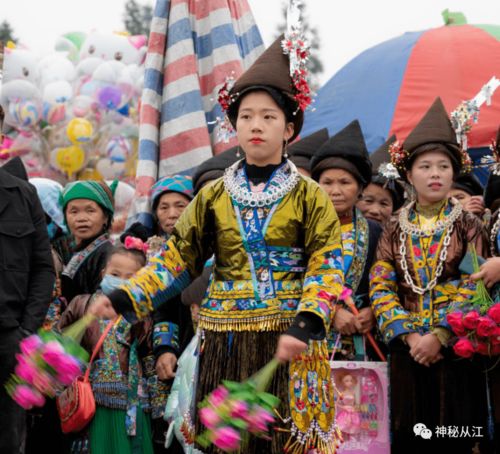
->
xmin=79 ymin=167 xmax=103 ymax=180
xmin=6 ymin=99 xmax=41 ymax=128
xmin=72 ymin=95 xmax=93 ymax=117
xmin=42 ymin=80 xmax=73 ymax=104
xmin=42 ymin=102 xmax=66 ymax=125
xmin=66 ymin=118 xmax=93 ymax=144
xmin=105 ymin=136 xmax=132 ymax=162
xmin=52 ymin=145 xmax=85 ymax=177
xmin=97 ymin=86 xmax=122 ymax=110
xmin=96 ymin=157 xmax=126 ymax=179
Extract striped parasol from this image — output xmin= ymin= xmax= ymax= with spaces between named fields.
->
xmin=302 ymin=12 xmax=500 ymax=183
xmin=130 ymin=0 xmax=264 ymax=228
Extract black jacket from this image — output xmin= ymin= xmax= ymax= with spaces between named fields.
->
xmin=0 ymin=165 xmax=55 ymax=332
xmin=60 ymin=238 xmax=113 ymax=303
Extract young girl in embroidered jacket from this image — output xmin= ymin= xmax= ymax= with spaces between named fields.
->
xmin=369 ymin=98 xmax=490 ymax=453
xmin=59 ymin=242 xmax=159 ymax=454
xmin=93 ymin=35 xmax=344 ymax=453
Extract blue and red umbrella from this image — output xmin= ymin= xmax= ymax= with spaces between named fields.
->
xmin=302 ymin=16 xmax=500 ymax=178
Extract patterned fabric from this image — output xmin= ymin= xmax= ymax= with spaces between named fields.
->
xmin=232 ymin=162 xmax=294 ymax=302
xmin=153 ymin=321 xmax=180 ymax=352
xmin=128 ymin=0 xmax=265 ymax=229
xmin=288 ymin=340 xmax=340 ymax=452
xmin=328 ymin=212 xmax=370 ymax=357
xmin=62 ymin=180 xmax=114 ymax=214
xmin=30 ymin=177 xmax=67 ymax=232
xmin=90 ymin=319 xmax=150 ymax=428
xmin=151 ymin=175 xmax=194 ymax=207
xmin=120 ymin=237 xmax=191 ymax=322
xmin=62 ymin=234 xmax=111 ymax=279
xmin=369 ymin=202 xmax=479 ymax=343
xmin=118 ymin=171 xmax=344 ymax=332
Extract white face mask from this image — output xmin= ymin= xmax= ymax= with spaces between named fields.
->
xmin=100 ymin=274 xmax=127 ymax=296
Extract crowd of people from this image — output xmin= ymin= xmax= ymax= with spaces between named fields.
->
xmin=0 ymin=33 xmax=500 ymax=454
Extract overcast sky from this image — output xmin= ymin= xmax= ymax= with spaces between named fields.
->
xmin=3 ymin=0 xmax=499 ymax=84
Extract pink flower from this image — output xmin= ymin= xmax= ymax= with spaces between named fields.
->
xmin=447 ymin=312 xmax=466 ymax=336
xmin=20 ymin=335 xmax=42 ymax=356
xmin=462 ymin=311 xmax=480 ymax=330
xmin=453 ymin=338 xmax=475 ymax=358
xmin=491 ymin=326 xmax=500 ymax=345
xmin=247 ymin=408 xmax=275 ymax=434
xmin=208 ymin=386 xmax=229 ymax=408
xmin=14 ymin=354 xmax=38 ymax=385
xmin=199 ymin=406 xmax=221 ymax=430
xmin=487 ymin=304 xmax=500 ymax=324
xmin=211 ymin=426 xmax=241 ymax=452
xmin=32 ymin=370 xmax=57 ymax=395
xmin=42 ymin=342 xmax=81 ymax=382
xmin=12 ymin=384 xmax=45 ymax=409
xmin=229 ymin=400 xmax=249 ymax=419
xmin=475 ymin=342 xmax=489 ymax=355
xmin=476 ymin=317 xmax=497 ymax=338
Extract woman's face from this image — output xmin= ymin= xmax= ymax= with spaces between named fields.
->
xmin=407 ymin=150 xmax=454 ymax=205
xmin=318 ymin=168 xmax=361 ymax=217
xmin=235 ymin=91 xmax=294 ymax=166
xmin=357 ymin=183 xmax=394 ymax=224
xmin=65 ymin=199 xmax=108 ymax=245
xmin=156 ymin=192 xmax=190 ymax=235
xmin=448 ymin=188 xmax=471 ymax=205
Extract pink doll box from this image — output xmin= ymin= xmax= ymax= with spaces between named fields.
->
xmin=331 ymin=361 xmax=390 ymax=454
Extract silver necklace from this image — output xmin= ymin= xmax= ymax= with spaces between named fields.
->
xmin=398 ymin=201 xmax=461 ymax=295
xmin=491 ymin=212 xmax=500 ymax=257
xmin=223 ymin=159 xmax=301 ymax=207
xmin=398 ymin=200 xmax=462 ymax=237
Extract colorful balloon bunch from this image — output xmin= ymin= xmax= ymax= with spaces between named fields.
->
xmin=197 ymin=359 xmax=280 ymax=452
xmin=0 ymin=38 xmax=142 ymax=183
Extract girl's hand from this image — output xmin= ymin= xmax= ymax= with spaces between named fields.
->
xmin=356 ymin=307 xmax=376 ymax=334
xmin=333 ymin=308 xmax=362 ymax=335
xmin=88 ymin=294 xmax=117 ymax=319
xmin=410 ymin=333 xmax=442 ymax=367
xmin=275 ymin=334 xmax=308 ymax=363
xmin=156 ymin=352 xmax=177 ymax=380
xmin=471 ymin=257 xmax=500 ymax=288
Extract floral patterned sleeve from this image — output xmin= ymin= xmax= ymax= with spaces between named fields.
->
xmin=369 ymin=221 xmax=417 ymax=344
xmin=110 ymin=189 xmax=215 ymax=323
xmin=297 ymin=184 xmax=344 ymax=331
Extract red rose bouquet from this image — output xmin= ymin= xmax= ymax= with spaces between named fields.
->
xmin=447 ymin=246 xmax=500 ymax=358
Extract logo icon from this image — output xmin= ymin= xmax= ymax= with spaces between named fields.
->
xmin=413 ymin=423 xmax=433 ymax=439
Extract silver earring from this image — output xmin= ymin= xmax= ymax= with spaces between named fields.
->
xmin=235 ymin=146 xmax=241 ymax=158
xmin=283 ymin=139 xmax=289 ymax=159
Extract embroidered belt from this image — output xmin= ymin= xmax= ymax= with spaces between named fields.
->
xmin=199 ymin=279 xmax=303 ymax=332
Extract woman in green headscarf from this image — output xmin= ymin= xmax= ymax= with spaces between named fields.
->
xmin=61 ymin=180 xmax=116 ymax=303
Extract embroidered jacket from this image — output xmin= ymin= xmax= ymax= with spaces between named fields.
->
xmin=328 ymin=211 xmax=382 ymax=358
xmin=369 ymin=200 xmax=489 ymax=344
xmin=112 ymin=161 xmax=344 ymax=334
xmin=58 ymin=294 xmax=167 ymax=421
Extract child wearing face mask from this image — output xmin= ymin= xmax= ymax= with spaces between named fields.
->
xmin=58 ymin=240 xmax=158 ymax=454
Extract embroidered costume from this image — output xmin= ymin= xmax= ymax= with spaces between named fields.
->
xmin=310 ymin=120 xmax=383 ymax=360
xmin=58 ymin=294 xmax=158 ymax=454
xmin=369 ymin=97 xmax=489 ymax=452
